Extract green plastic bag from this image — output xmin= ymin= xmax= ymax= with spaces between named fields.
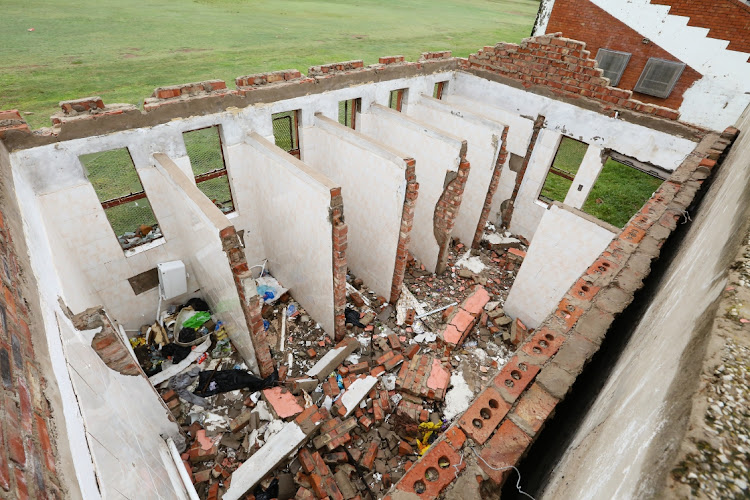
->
xmin=182 ymin=311 xmax=211 ymax=330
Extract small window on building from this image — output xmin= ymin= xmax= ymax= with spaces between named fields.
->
xmin=633 ymin=58 xmax=685 ymax=98
xmin=79 ymin=148 xmax=163 ymax=251
xmin=389 ymin=89 xmax=407 ymax=111
xmin=433 ymin=81 xmax=447 ymax=99
xmin=539 ymin=137 xmax=588 ymax=204
xmin=582 ymin=155 xmax=663 ymax=228
xmin=338 ymin=98 xmax=361 ymax=129
xmin=272 ymin=110 xmax=301 ymax=159
xmin=595 ymin=48 xmax=631 ymax=87
xmin=183 ymin=126 xmax=234 ymax=214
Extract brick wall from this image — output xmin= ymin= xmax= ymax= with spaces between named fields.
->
xmin=386 ymin=126 xmax=739 ymax=499
xmin=390 ymin=159 xmax=419 ymax=304
xmin=472 ymin=126 xmax=509 ymax=248
xmin=433 ymin=158 xmax=471 ymax=274
xmin=330 ymin=189 xmax=348 ymax=341
xmin=464 ymin=32 xmax=683 ymax=119
xmin=220 ymin=226 xmax=276 ymax=378
xmin=650 ymin=0 xmax=750 ymax=61
xmin=72 ymin=307 xmax=141 ymax=376
xmin=0 ymin=147 xmax=64 ymax=498
xmin=545 ymin=0 xmax=703 ymax=109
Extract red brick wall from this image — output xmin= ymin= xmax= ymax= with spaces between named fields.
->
xmin=73 ymin=308 xmax=141 ymax=377
xmin=650 ymin=0 xmax=750 ymax=61
xmin=472 ymin=127 xmax=509 ymax=248
xmin=434 ymin=158 xmax=471 ymax=274
xmin=390 ymin=159 xmax=419 ymax=304
xmin=330 ymin=189 xmax=348 ymax=341
xmin=545 ymin=0 xmax=703 ymax=109
xmin=0 ymin=159 xmax=64 ymax=498
xmin=220 ymin=226 xmax=276 ymax=378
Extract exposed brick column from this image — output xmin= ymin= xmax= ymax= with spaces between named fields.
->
xmin=503 ymin=115 xmax=545 ymax=227
xmin=434 ymin=159 xmax=471 ymax=274
xmin=330 ymin=189 xmax=348 ymax=341
xmin=220 ymin=226 xmax=276 ymax=377
xmin=72 ymin=307 xmax=141 ymax=376
xmin=390 ymin=159 xmax=419 ymax=304
xmin=472 ymin=126 xmax=509 ymax=248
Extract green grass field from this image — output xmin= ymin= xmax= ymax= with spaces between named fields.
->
xmin=1 ymin=0 xmax=539 ymax=129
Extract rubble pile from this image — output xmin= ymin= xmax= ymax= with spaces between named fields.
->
xmin=139 ymin=228 xmax=529 ymax=499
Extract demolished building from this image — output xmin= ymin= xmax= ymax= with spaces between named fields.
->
xmin=0 ymin=27 xmax=747 ymax=500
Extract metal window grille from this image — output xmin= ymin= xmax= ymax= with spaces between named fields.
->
xmin=389 ymin=89 xmax=406 ymax=111
xmin=338 ymin=98 xmax=359 ymax=129
xmin=633 ymin=58 xmax=685 ymax=98
xmin=183 ymin=126 xmax=235 ymax=214
xmin=539 ymin=136 xmax=589 ymax=204
xmin=272 ymin=110 xmax=301 ymax=159
xmin=79 ymin=148 xmax=163 ymax=251
xmin=433 ymin=81 xmax=447 ymax=99
xmin=595 ymin=49 xmax=631 ymax=87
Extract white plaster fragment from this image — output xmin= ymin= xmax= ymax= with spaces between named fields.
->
xmin=340 ymin=376 xmax=379 ymax=417
xmin=455 ymin=250 xmax=486 ymax=274
xmin=443 ymin=371 xmax=473 ymax=421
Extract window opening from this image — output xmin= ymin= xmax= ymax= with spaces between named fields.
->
xmin=633 ymin=58 xmax=685 ymax=98
xmin=595 ymin=49 xmax=631 ymax=87
xmin=539 ymin=137 xmax=588 ymax=204
xmin=272 ymin=110 xmax=301 ymax=159
xmin=338 ymin=98 xmax=360 ymax=129
xmin=389 ymin=89 xmax=407 ymax=111
xmin=433 ymin=81 xmax=447 ymax=99
xmin=183 ymin=126 xmax=234 ymax=214
xmin=582 ymin=156 xmax=663 ymax=228
xmin=79 ymin=148 xmax=163 ymax=251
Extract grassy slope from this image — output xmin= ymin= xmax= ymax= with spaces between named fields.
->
xmin=0 ymin=0 xmax=539 ymax=128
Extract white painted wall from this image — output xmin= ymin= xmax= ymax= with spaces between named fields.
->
xmin=449 ymin=72 xmax=697 ymax=239
xmin=504 ymin=203 xmax=616 ymax=328
xmin=408 ymin=95 xmax=505 ymax=245
xmin=232 ymin=134 xmax=338 ymax=336
xmin=442 ymin=95 xmax=536 ymax=228
xmin=563 ymin=145 xmax=605 ymax=209
xmin=57 ymin=312 xmax=188 ymax=499
xmin=359 ymin=104 xmax=464 ymax=272
xmin=302 ymin=115 xmax=407 ymax=299
xmin=151 ymin=154 xmax=259 ymax=372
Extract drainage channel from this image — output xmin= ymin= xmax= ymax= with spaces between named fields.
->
xmin=501 ymin=176 xmax=717 ymax=499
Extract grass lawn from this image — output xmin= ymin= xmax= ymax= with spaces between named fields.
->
xmin=0 ymin=0 xmax=540 ymax=129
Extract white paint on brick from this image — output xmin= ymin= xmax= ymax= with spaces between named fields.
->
xmin=340 ymin=376 xmax=379 ymax=417
xmin=563 ymin=146 xmax=606 ymax=209
xmin=504 ymin=203 xmax=616 ymax=328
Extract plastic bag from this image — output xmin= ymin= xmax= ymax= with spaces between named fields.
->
xmin=182 ymin=311 xmax=211 ymax=330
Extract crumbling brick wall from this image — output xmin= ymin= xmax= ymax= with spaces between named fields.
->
xmin=330 ymin=189 xmax=348 ymax=341
xmin=544 ymin=0 xmax=704 ymax=109
xmin=464 ymin=32 xmax=683 ymax=120
xmin=0 ymin=145 xmax=64 ymax=498
xmin=220 ymin=226 xmax=276 ymax=378
xmin=390 ymin=159 xmax=419 ymax=304
xmin=472 ymin=126 xmax=509 ymax=248
xmin=434 ymin=157 xmax=471 ymax=274
xmin=72 ymin=307 xmax=141 ymax=376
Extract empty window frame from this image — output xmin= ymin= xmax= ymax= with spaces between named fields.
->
xmin=433 ymin=81 xmax=447 ymax=99
xmin=389 ymin=88 xmax=407 ymax=112
xmin=338 ymin=98 xmax=361 ymax=129
xmin=595 ymin=48 xmax=631 ymax=87
xmin=79 ymin=148 xmax=163 ymax=251
xmin=582 ymin=155 xmax=663 ymax=228
xmin=272 ymin=110 xmax=301 ymax=159
xmin=633 ymin=58 xmax=685 ymax=98
xmin=183 ymin=126 xmax=235 ymax=214
xmin=539 ymin=137 xmax=588 ymax=204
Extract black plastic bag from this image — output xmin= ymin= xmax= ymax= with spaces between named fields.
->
xmin=178 ymin=327 xmax=197 ymax=343
xmin=345 ymin=307 xmax=365 ymax=328
xmin=161 ymin=343 xmax=192 ymax=364
xmin=254 ymin=478 xmax=279 ymax=500
xmin=193 ymin=368 xmax=278 ymax=397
